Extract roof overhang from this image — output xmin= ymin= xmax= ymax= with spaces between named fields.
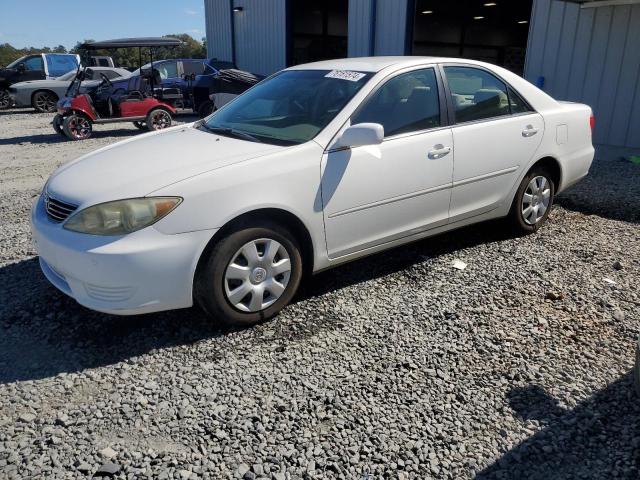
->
xmin=561 ymin=0 xmax=640 ymax=7
xmin=79 ymin=37 xmax=184 ymax=50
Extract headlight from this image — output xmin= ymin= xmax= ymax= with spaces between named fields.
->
xmin=64 ymin=197 xmax=181 ymax=236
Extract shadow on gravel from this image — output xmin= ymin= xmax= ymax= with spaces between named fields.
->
xmin=557 ymin=157 xmax=640 ymax=224
xmin=0 ymin=220 xmax=516 ymax=383
xmin=0 ymin=258 xmax=228 ymax=384
xmin=0 ymin=129 xmax=139 ymax=145
xmin=477 ymin=376 xmax=640 ymax=479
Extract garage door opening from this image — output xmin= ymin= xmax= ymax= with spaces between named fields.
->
xmin=411 ymin=0 xmax=533 ymax=74
xmin=289 ymin=0 xmax=349 ymax=66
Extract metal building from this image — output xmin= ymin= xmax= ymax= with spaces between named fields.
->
xmin=204 ymin=0 xmax=640 ymax=154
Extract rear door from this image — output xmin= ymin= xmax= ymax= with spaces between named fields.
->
xmin=442 ymin=65 xmax=544 ymax=222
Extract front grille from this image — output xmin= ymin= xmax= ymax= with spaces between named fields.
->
xmin=44 ymin=193 xmax=78 ymax=222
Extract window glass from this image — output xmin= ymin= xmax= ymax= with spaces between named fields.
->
xmin=444 ymin=66 xmax=510 ymax=123
xmin=508 ymin=87 xmax=531 ymax=114
xmin=24 ymin=56 xmax=44 ymax=71
xmin=101 ymin=70 xmax=121 ymax=79
xmin=204 ymin=69 xmax=372 ymax=145
xmin=157 ymin=61 xmax=178 ymax=79
xmin=183 ymin=60 xmax=206 ymax=76
xmin=84 ymin=68 xmax=95 ymax=80
xmin=352 ymin=68 xmax=440 ymax=137
xmin=45 ymin=55 xmax=78 ymax=77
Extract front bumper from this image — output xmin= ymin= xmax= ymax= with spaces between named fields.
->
xmin=8 ymin=88 xmax=29 ymax=108
xmin=30 ymin=195 xmax=217 ymax=315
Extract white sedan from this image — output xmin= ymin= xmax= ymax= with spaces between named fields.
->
xmin=31 ymin=57 xmax=594 ymax=326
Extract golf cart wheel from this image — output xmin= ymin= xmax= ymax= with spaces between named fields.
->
xmin=52 ymin=114 xmax=64 ymax=136
xmin=195 ymin=221 xmax=303 ymax=327
xmin=32 ymin=90 xmax=58 ymax=113
xmin=133 ymin=121 xmax=146 ymax=130
xmin=198 ymin=100 xmax=215 ymax=118
xmin=62 ymin=113 xmax=93 ymax=141
xmin=146 ymin=108 xmax=172 ymax=131
xmin=0 ymin=89 xmax=11 ymax=109
xmin=508 ymin=166 xmax=555 ymax=234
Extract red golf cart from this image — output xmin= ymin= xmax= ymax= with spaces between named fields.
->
xmin=54 ymin=37 xmax=184 ymax=140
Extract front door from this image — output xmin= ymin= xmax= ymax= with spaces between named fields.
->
xmin=321 ymin=67 xmax=454 ymax=259
xmin=22 ymin=55 xmax=46 ymax=82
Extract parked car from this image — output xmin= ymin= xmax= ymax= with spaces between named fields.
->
xmin=31 ymin=57 xmax=594 ymax=326
xmin=9 ymin=67 xmax=130 ymax=112
xmin=0 ymin=53 xmax=80 ymax=109
xmin=54 ymin=37 xmax=183 ymax=140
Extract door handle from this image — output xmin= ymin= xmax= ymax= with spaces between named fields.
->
xmin=522 ymin=125 xmax=538 ymax=137
xmin=428 ymin=144 xmax=451 ymax=159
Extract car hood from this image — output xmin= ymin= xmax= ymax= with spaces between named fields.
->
xmin=46 ymin=125 xmax=285 ymax=207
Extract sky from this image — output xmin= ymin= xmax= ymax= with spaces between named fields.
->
xmin=0 ymin=0 xmax=206 ymax=49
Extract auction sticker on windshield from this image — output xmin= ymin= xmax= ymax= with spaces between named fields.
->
xmin=325 ymin=70 xmax=367 ymax=82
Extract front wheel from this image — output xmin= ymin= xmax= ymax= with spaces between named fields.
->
xmin=197 ymin=100 xmax=215 ymax=118
xmin=508 ymin=167 xmax=555 ymax=233
xmin=145 ymin=108 xmax=172 ymax=131
xmin=32 ymin=90 xmax=58 ymax=113
xmin=52 ymin=114 xmax=65 ymax=136
xmin=195 ymin=222 xmax=303 ymax=326
xmin=0 ymin=89 xmax=11 ymax=109
xmin=62 ymin=113 xmax=93 ymax=140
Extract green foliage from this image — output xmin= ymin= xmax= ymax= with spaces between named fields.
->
xmin=0 ymin=34 xmax=206 ymax=69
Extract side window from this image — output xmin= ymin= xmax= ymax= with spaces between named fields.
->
xmin=444 ymin=66 xmax=510 ymax=123
xmin=183 ymin=60 xmax=206 ymax=76
xmin=508 ymin=87 xmax=531 ymax=115
xmin=102 ymin=70 xmax=121 ymax=80
xmin=84 ymin=68 xmax=95 ymax=80
xmin=352 ymin=68 xmax=440 ymax=137
xmin=24 ymin=56 xmax=44 ymax=71
xmin=157 ymin=61 xmax=178 ymax=79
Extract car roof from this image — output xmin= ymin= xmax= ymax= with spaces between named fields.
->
xmin=286 ymin=56 xmax=493 ymax=73
xmin=80 ymin=37 xmax=183 ymax=50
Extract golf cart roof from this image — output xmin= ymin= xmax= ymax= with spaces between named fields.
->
xmin=79 ymin=37 xmax=183 ymax=50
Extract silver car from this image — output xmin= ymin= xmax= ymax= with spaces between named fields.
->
xmin=8 ymin=67 xmax=130 ymax=112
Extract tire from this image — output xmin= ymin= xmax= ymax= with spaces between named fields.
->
xmin=0 ymin=89 xmax=11 ymax=109
xmin=52 ymin=114 xmax=64 ymax=136
xmin=508 ymin=166 xmax=555 ymax=234
xmin=145 ymin=108 xmax=172 ymax=131
xmin=195 ymin=222 xmax=303 ymax=327
xmin=198 ymin=100 xmax=215 ymax=118
xmin=133 ymin=121 xmax=146 ymax=130
xmin=62 ymin=113 xmax=93 ymax=140
xmin=32 ymin=90 xmax=58 ymax=113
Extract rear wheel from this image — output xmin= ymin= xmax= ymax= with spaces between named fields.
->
xmin=133 ymin=121 xmax=146 ymax=130
xmin=52 ymin=114 xmax=64 ymax=136
xmin=508 ymin=167 xmax=555 ymax=233
xmin=145 ymin=108 xmax=172 ymax=131
xmin=0 ymin=89 xmax=11 ymax=109
xmin=32 ymin=90 xmax=58 ymax=113
xmin=62 ymin=113 xmax=93 ymax=140
xmin=195 ymin=222 xmax=303 ymax=326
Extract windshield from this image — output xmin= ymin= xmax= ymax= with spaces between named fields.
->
xmin=203 ymin=69 xmax=373 ymax=146
xmin=6 ymin=56 xmax=28 ymax=69
xmin=57 ymin=70 xmax=78 ymax=81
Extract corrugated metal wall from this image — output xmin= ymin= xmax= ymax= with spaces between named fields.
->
xmin=232 ymin=0 xmax=287 ymax=75
xmin=525 ymin=0 xmax=640 ymax=151
xmin=204 ymin=0 xmax=234 ymax=62
xmin=348 ymin=0 xmax=411 ymax=57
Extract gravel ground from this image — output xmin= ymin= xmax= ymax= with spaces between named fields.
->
xmin=0 ymin=108 xmax=639 ymax=479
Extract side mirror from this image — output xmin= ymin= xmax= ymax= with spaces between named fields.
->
xmin=337 ymin=123 xmax=384 ymax=148
xmin=17 ymin=63 xmax=26 ymax=73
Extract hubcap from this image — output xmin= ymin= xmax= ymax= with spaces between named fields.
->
xmin=151 ymin=111 xmax=170 ymax=130
xmin=35 ymin=93 xmax=56 ymax=112
xmin=68 ymin=116 xmax=91 ymax=139
xmin=522 ymin=175 xmax=551 ymax=225
xmin=224 ymin=238 xmax=292 ymax=313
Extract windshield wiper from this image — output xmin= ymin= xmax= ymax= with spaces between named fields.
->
xmin=199 ymin=124 xmax=262 ymax=143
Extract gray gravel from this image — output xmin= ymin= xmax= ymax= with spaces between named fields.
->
xmin=1 ymin=108 xmax=639 ymax=479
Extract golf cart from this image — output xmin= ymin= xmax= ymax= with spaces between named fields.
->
xmin=54 ymin=37 xmax=183 ymax=140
